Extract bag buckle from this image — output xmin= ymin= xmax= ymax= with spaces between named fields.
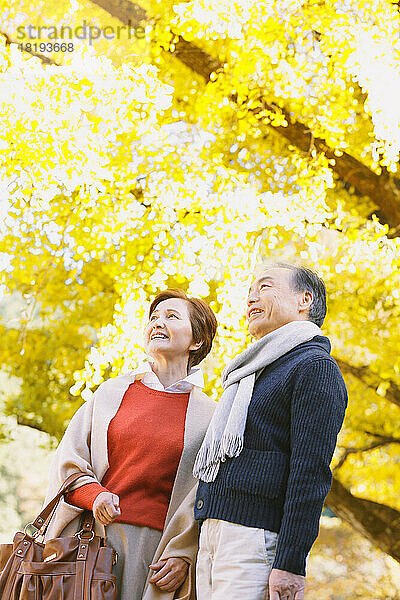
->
xmin=74 ymin=529 xmax=95 ymax=541
xmin=23 ymin=522 xmax=40 ymax=538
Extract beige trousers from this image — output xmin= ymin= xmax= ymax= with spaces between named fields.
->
xmin=196 ymin=518 xmax=278 ymax=600
xmin=106 ymin=522 xmax=162 ymax=600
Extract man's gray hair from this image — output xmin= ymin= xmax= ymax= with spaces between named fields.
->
xmin=270 ymin=262 xmax=327 ymax=327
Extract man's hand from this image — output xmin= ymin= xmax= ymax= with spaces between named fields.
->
xmin=269 ymin=568 xmax=305 ymax=600
xmin=92 ymin=492 xmax=120 ymax=525
xmin=148 ymin=557 xmax=189 ymax=592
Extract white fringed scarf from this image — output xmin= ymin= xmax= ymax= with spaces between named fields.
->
xmin=193 ymin=320 xmax=322 ymax=482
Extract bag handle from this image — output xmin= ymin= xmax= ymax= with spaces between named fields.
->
xmin=26 ymin=473 xmax=93 ymax=536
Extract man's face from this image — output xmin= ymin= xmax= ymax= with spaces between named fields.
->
xmin=246 ymin=268 xmax=310 ymax=339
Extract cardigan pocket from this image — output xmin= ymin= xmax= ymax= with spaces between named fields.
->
xmin=224 ymin=448 xmax=289 ymax=498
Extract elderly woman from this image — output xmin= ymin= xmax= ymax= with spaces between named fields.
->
xmin=43 ymin=289 xmax=217 ymax=600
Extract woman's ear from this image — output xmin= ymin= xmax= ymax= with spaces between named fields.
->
xmin=189 ymin=340 xmax=203 ymax=351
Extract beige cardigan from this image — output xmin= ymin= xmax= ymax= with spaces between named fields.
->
xmin=44 ymin=370 xmax=215 ymax=600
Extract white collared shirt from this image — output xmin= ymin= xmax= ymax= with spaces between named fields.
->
xmin=132 ymin=361 xmax=205 ymax=393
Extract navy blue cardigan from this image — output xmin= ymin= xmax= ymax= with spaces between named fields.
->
xmin=195 ymin=336 xmax=348 ymax=576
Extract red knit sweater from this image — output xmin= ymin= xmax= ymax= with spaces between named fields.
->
xmin=65 ymin=379 xmax=190 ymax=531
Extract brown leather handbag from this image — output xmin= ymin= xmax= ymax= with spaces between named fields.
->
xmin=0 ymin=473 xmax=117 ymax=599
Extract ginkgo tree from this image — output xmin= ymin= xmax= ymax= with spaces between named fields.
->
xmin=0 ymin=0 xmax=399 ymax=565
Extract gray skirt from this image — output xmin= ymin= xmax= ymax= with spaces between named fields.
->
xmin=106 ymin=523 xmax=163 ymax=600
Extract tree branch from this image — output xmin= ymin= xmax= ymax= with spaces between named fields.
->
xmin=335 ymin=357 xmax=400 ymax=409
xmin=334 ymin=437 xmax=400 ymax=472
xmin=88 ymin=0 xmax=147 ymax=25
xmin=363 ymin=430 xmax=400 ymax=444
xmin=327 ymin=478 xmax=400 ymax=564
xmin=254 ymin=101 xmax=400 ymax=229
xmin=5 ymin=0 xmax=400 ymax=228
xmin=89 ymin=0 xmax=221 ymax=80
xmin=87 ymin=0 xmax=400 ymax=230
xmin=1 ymin=31 xmax=59 ymax=65
xmin=16 ymin=416 xmax=49 ymax=434
xmin=5 ymin=0 xmax=396 ymax=228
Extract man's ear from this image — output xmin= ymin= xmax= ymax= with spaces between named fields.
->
xmin=299 ymin=290 xmax=313 ymax=314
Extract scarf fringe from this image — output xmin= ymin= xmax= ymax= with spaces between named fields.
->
xmin=193 ymin=435 xmax=243 ymax=481
xmin=220 ymin=433 xmax=243 ymax=458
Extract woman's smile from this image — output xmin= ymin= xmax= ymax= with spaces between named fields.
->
xmin=150 ymin=331 xmax=169 ymax=340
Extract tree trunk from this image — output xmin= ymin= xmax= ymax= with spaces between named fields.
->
xmin=87 ymin=0 xmax=400 ymax=230
xmin=327 ymin=478 xmax=400 ymax=564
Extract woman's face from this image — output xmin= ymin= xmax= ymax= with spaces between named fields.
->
xmin=144 ymin=298 xmax=200 ymax=365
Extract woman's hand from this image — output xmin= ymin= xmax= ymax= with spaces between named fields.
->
xmin=148 ymin=557 xmax=189 ymax=592
xmin=92 ymin=491 xmax=120 ymax=525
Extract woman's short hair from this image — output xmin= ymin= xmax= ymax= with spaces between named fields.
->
xmin=149 ymin=289 xmax=218 ymax=370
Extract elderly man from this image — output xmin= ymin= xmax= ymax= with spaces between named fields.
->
xmin=193 ymin=263 xmax=348 ymax=600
